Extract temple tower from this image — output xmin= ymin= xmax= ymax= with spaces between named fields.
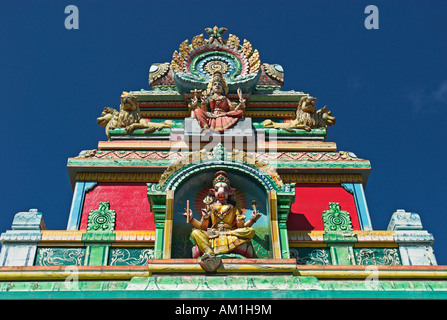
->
xmin=0 ymin=27 xmax=444 ymax=299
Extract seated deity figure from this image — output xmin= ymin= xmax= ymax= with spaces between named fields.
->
xmin=190 ymin=71 xmax=245 ymax=133
xmin=183 ymin=171 xmax=261 ymax=267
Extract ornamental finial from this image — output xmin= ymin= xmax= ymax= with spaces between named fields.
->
xmin=205 ymin=26 xmax=227 ymax=44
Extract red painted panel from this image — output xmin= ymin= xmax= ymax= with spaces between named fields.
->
xmin=287 ymin=184 xmax=360 ymax=231
xmin=80 ymin=183 xmax=155 ymax=231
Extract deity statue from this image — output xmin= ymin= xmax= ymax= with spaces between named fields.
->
xmin=183 ymin=171 xmax=261 ymax=271
xmin=190 ymin=71 xmax=245 ymax=133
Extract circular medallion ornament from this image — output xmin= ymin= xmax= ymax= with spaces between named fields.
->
xmin=149 ymin=62 xmax=170 ymax=86
xmin=264 ymin=63 xmax=284 ymax=84
xmin=203 ymin=60 xmax=228 ymax=75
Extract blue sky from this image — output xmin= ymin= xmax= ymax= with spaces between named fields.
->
xmin=1 ymin=0 xmax=446 ymax=264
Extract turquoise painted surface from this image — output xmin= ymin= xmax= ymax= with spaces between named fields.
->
xmin=34 ymin=247 xmax=85 ymax=266
xmin=354 ymin=248 xmax=402 ymax=265
xmin=108 ymin=248 xmax=155 ymax=266
xmin=67 ymin=181 xmax=97 ymax=230
xmin=290 ymin=248 xmax=331 ymax=265
xmin=1 ymin=276 xmax=447 ymax=299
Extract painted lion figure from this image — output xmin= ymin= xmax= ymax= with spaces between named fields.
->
xmin=262 ymin=96 xmax=335 ymax=132
xmin=97 ymin=92 xmax=173 ymax=139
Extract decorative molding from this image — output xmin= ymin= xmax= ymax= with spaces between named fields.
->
xmin=74 ymin=150 xmax=364 ymax=164
xmin=35 ymin=248 xmax=85 ymax=266
xmin=354 ymin=248 xmax=401 ymax=266
xmin=393 ymin=231 xmax=434 ymax=244
xmin=40 ymin=230 xmax=155 ymax=246
xmin=247 ymin=102 xmax=298 ymax=108
xmin=355 ymin=231 xmax=395 ymax=243
xmin=75 ymin=172 xmax=162 ymax=183
xmin=113 ymin=231 xmax=156 ymax=243
xmin=281 ymin=173 xmax=363 ymax=184
xmin=157 ymin=144 xmax=286 ymax=192
xmin=109 ymin=248 xmax=155 ymax=266
xmin=140 ymin=110 xmax=190 ymax=118
xmin=290 ymin=247 xmax=331 ymax=265
xmin=322 ymin=203 xmax=354 ymax=233
xmin=244 ymin=110 xmax=296 ymax=118
xmin=41 ymin=231 xmax=84 ymax=244
xmin=138 ymin=102 xmax=186 ymax=109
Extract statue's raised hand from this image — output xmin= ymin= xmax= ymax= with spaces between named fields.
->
xmin=183 ymin=208 xmax=193 ymax=223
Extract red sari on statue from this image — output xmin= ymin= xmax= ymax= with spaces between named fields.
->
xmin=194 ymin=95 xmax=243 ymax=133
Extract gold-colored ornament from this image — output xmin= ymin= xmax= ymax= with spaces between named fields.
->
xmin=204 ymin=60 xmax=228 ymax=75
xmin=179 ymin=39 xmax=191 ymax=58
xmin=192 ymin=34 xmax=205 ymax=49
xmin=241 ymin=39 xmax=253 ymax=58
xmin=171 ymin=50 xmax=183 ymax=72
xmin=149 ymin=62 xmax=170 ymax=86
xmin=227 ymin=34 xmax=240 ymax=49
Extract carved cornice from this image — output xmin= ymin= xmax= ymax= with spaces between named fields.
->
xmin=75 ymin=172 xmax=162 ymax=183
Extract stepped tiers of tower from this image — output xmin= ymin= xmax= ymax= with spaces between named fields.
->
xmin=0 ymin=26 xmax=442 ymax=300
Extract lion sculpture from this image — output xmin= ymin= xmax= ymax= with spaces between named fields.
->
xmin=262 ymin=96 xmax=335 ymax=132
xmin=97 ymin=92 xmax=173 ymax=140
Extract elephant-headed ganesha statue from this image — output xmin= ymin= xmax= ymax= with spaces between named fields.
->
xmin=183 ymin=171 xmax=261 ymax=271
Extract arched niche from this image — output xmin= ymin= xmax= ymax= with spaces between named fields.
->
xmin=171 ymin=166 xmax=270 ymax=259
xmin=147 ymin=146 xmax=295 ymax=259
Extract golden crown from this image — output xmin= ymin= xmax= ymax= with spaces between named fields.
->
xmin=213 ymin=170 xmax=230 ymax=187
xmin=207 ymin=71 xmax=229 ymax=95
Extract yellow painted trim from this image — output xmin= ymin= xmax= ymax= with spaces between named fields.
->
xmin=148 ymin=262 xmax=205 ymax=274
xmin=353 ymin=243 xmax=398 ymax=248
xmin=1 ymin=264 xmax=446 ymax=281
xmin=97 ymin=140 xmax=337 ymax=152
xmin=218 ymin=262 xmax=296 ymax=273
xmin=39 ymin=230 xmax=156 ymax=247
xmin=281 ymin=173 xmax=363 ymax=184
xmin=244 ymin=110 xmax=296 ymax=118
xmin=75 ymin=172 xmax=161 ymax=183
xmin=147 ymin=259 xmax=297 ymax=274
xmin=288 ymin=230 xmax=397 ymax=247
xmin=268 ymin=190 xmax=281 ymax=259
xmin=162 ymin=190 xmax=174 ymax=259
xmin=98 ymin=140 xmax=183 ymax=151
xmin=141 ymin=110 xmax=190 ymax=118
xmin=39 ymin=230 xmax=84 ymax=246
xmin=110 ymin=243 xmax=155 ymax=248
xmin=295 ymin=267 xmax=447 ymax=280
xmin=0 ymin=267 xmax=150 ymax=281
xmin=288 ymin=230 xmax=325 ymax=242
xmin=289 ymin=243 xmax=328 ymax=248
xmin=114 ymin=230 xmax=156 ymax=242
xmin=258 ymin=141 xmax=337 ymax=152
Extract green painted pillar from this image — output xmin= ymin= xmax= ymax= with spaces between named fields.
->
xmin=82 ymin=202 xmax=116 ymax=266
xmin=276 ymin=184 xmax=295 ymax=259
xmin=322 ymin=203 xmax=357 ymax=265
xmin=84 ymin=244 xmax=110 ymax=266
xmin=325 ymin=234 xmax=357 ymax=265
xmin=147 ymin=184 xmax=167 ymax=259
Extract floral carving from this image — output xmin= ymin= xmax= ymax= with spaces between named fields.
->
xmin=35 ymin=248 xmax=85 ymax=266
xmin=109 ymin=248 xmax=155 ymax=266
xmin=354 ymin=248 xmax=401 ymax=265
